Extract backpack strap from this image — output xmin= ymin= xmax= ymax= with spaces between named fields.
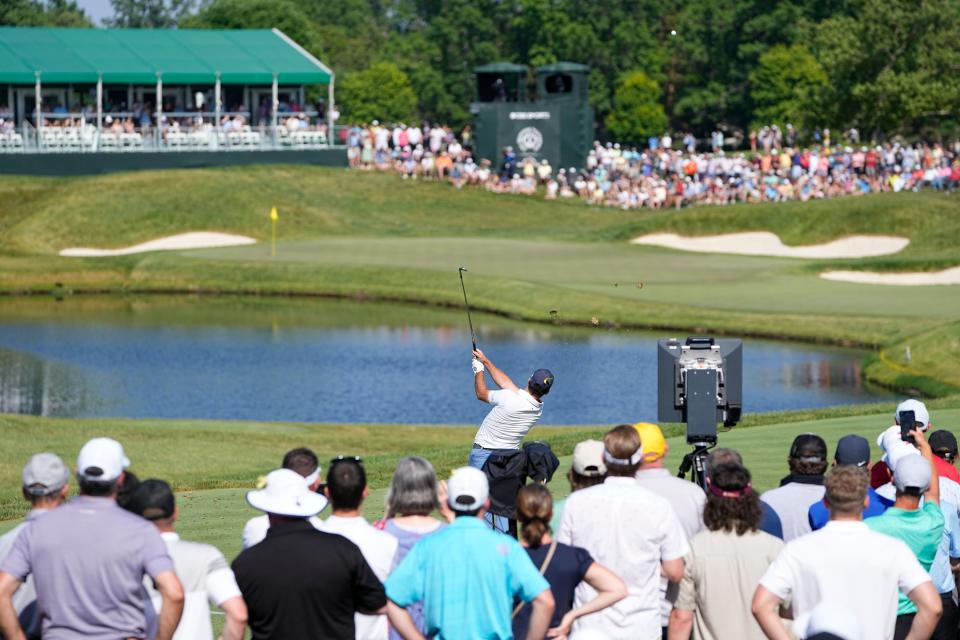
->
xmin=512 ymin=540 xmax=558 ymax=618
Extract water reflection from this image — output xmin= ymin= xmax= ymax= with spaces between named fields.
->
xmin=0 ymin=348 xmax=102 ymax=417
xmin=0 ymin=298 xmax=894 ymax=424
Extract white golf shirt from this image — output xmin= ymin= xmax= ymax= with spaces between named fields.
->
xmin=759 ymin=520 xmax=931 ymax=640
xmin=474 ymin=388 xmax=542 ymax=449
xmin=558 ymin=477 xmax=689 ymax=639
xmin=146 ymin=532 xmax=242 ymax=640
xmin=323 ymin=515 xmax=398 ymax=640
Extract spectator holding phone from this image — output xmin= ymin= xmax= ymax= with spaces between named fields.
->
xmin=866 ymin=427 xmax=944 ymax=640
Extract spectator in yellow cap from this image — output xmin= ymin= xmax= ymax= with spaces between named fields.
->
xmin=633 ymin=422 xmax=705 ymax=636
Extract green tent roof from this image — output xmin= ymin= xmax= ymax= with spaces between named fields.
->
xmin=536 ymin=62 xmax=590 ymax=74
xmin=474 ymin=62 xmax=528 ymax=74
xmin=0 ymin=27 xmax=332 ymax=85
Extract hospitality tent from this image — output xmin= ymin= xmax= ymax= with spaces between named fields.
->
xmin=0 ymin=27 xmax=335 ymax=132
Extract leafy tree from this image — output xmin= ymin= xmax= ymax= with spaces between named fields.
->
xmin=605 ymin=71 xmax=668 ymax=143
xmin=810 ymin=0 xmax=960 ymax=138
xmin=749 ymin=44 xmax=827 ymax=130
xmin=338 ymin=62 xmax=418 ymax=124
xmin=106 ymin=0 xmax=193 ymax=27
xmin=0 ymin=0 xmax=90 ymax=26
xmin=183 ymin=0 xmax=325 ymax=62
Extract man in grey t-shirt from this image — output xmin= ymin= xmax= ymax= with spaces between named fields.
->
xmin=759 ymin=434 xmax=828 ymax=542
xmin=0 ymin=453 xmax=71 ymax=640
xmin=0 ymin=438 xmax=185 ymax=640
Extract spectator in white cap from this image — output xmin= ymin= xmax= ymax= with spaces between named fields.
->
xmin=558 ymin=425 xmax=688 ymax=639
xmin=753 ymin=465 xmax=941 ymax=640
xmin=866 ymin=428 xmax=946 ymax=640
xmin=0 ymin=437 xmax=185 ymax=640
xmin=232 ymin=468 xmax=386 ymax=639
xmin=386 ymin=466 xmax=555 ymax=640
xmin=550 ymin=439 xmax=607 ymax=532
xmin=0 ymin=453 xmax=70 ymax=639
xmin=872 ymin=400 xmax=960 ymax=489
xmin=241 ymin=447 xmax=326 ymax=549
xmin=127 ymin=479 xmax=247 ymax=640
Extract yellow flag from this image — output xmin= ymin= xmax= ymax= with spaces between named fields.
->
xmin=270 ymin=206 xmax=278 ymax=221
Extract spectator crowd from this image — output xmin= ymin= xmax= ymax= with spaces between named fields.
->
xmin=346 ymin=121 xmax=960 ymax=210
xmin=0 ymin=394 xmax=958 ymax=639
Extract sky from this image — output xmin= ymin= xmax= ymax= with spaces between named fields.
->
xmin=75 ymin=0 xmax=113 ymax=26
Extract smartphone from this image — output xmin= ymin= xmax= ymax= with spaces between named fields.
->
xmin=900 ymin=410 xmax=916 ymax=443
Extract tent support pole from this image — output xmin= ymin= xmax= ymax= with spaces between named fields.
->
xmin=96 ymin=73 xmax=103 ymax=134
xmin=214 ymin=72 xmax=221 ymax=147
xmin=271 ymin=73 xmax=278 ymax=144
xmin=327 ymin=74 xmax=334 ymax=145
xmin=155 ymin=72 xmax=162 ymax=148
xmin=34 ymin=71 xmax=42 ymax=147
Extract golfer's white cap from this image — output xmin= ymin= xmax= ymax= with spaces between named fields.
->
xmin=793 ymin=602 xmax=863 ymax=640
xmin=895 ymin=399 xmax=930 ymax=430
xmin=77 ymin=437 xmax=129 ymax=482
xmin=447 ymin=466 xmax=488 ymax=512
xmin=893 ymin=454 xmax=931 ymax=493
xmin=247 ymin=468 xmax=327 ymax=517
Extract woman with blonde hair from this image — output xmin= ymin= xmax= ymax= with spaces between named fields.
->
xmin=513 ymin=483 xmax=626 ymax=639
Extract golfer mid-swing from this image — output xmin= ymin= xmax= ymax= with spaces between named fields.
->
xmin=468 ymin=348 xmax=554 ymax=472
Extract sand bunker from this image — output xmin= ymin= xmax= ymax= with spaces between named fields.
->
xmin=820 ymin=266 xmax=960 ymax=286
xmin=630 ymin=231 xmax=909 ymax=259
xmin=60 ymin=232 xmax=257 ymax=257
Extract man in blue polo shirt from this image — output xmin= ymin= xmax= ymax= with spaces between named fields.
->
xmin=386 ymin=466 xmax=554 ymax=640
xmin=809 ymin=434 xmax=888 ymax=530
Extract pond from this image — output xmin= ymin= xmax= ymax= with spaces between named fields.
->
xmin=0 ymin=297 xmax=893 ymax=425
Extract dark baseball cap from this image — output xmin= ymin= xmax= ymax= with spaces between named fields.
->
xmin=126 ymin=478 xmax=175 ymax=521
xmin=790 ymin=434 xmax=827 ymax=463
xmin=529 ymin=369 xmax=554 ymax=396
xmin=929 ymin=430 xmax=959 ymax=457
xmin=834 ymin=435 xmax=870 ymax=468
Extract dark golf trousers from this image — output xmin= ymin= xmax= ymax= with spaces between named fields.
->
xmin=895 ymin=595 xmax=960 ymax=640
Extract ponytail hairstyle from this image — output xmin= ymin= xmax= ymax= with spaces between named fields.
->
xmin=516 ymin=483 xmax=554 ymax=548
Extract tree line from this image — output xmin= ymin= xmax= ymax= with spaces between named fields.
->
xmin=5 ymin=0 xmax=960 ymax=144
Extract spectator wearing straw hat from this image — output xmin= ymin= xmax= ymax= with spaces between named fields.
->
xmin=558 ymin=425 xmax=688 ymax=639
xmin=241 ymin=447 xmax=326 ymax=549
xmin=386 ymin=466 xmax=555 ymax=640
xmin=0 ymin=438 xmax=185 ymax=640
xmin=0 ymin=454 xmax=70 ymax=639
xmin=232 ymin=468 xmax=386 ymax=640
xmin=632 ymin=422 xmax=705 ymax=635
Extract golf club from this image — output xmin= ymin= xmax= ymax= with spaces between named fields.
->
xmin=458 ymin=266 xmax=477 ymax=350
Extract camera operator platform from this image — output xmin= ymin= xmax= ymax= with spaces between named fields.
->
xmin=658 ymin=337 xmax=742 ymax=490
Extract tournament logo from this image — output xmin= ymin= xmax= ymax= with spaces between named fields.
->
xmin=516 ymin=126 xmax=543 ymax=153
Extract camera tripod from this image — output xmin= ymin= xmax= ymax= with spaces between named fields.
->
xmin=677 ymin=440 xmax=716 ymax=491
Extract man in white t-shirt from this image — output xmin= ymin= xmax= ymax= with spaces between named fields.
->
xmin=128 ymin=479 xmax=247 ymax=640
xmin=469 ymin=349 xmax=553 ymax=532
xmin=558 ymin=425 xmax=688 ymax=639
xmin=241 ymin=447 xmax=326 ymax=549
xmin=322 ymin=457 xmax=397 ymax=640
xmin=752 ymin=465 xmax=942 ymax=640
